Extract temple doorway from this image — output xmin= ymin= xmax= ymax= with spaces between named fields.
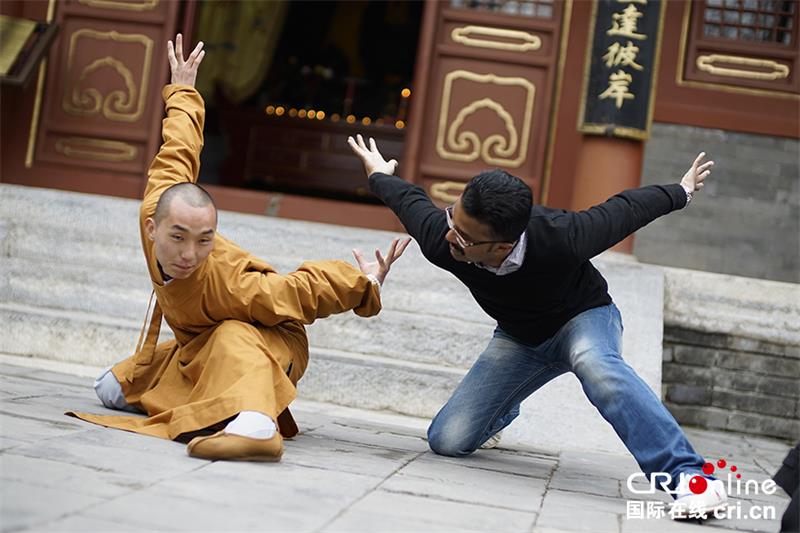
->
xmin=193 ymin=1 xmax=424 ymax=203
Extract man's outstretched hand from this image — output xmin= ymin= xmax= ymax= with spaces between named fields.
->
xmin=348 ymin=134 xmax=398 ymax=177
xmin=352 ymin=237 xmax=412 ymax=285
xmin=168 ymin=33 xmax=205 ymax=87
xmin=680 ymin=152 xmax=714 ymax=195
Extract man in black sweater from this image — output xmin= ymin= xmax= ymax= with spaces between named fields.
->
xmin=349 ymin=134 xmax=726 ymax=517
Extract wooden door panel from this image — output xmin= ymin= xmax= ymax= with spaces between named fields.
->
xmin=422 ymin=58 xmax=550 ymax=173
xmin=35 ymin=1 xmax=177 ymax=176
xmin=47 ymin=19 xmax=158 ymax=129
xmin=408 ymin=1 xmax=565 ymax=205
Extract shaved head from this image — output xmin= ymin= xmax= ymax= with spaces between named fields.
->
xmin=154 ymin=183 xmax=217 ymax=225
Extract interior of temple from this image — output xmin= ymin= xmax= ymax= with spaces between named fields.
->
xmin=193 ymin=0 xmax=423 ymax=203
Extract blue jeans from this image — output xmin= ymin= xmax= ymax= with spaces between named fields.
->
xmin=427 ymin=303 xmax=706 ymax=487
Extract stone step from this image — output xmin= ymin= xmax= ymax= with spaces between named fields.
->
xmin=0 ymin=248 xmax=490 ymax=325
xmin=663 ymin=266 xmax=800 ymax=346
xmin=0 ymin=300 xmax=461 ymax=413
xmin=0 ymin=301 xmax=466 ymax=439
xmin=2 ymin=241 xmax=667 ymax=374
xmin=1 ymin=258 xmax=494 ymax=368
xmin=1 ymin=190 xmax=491 ymax=326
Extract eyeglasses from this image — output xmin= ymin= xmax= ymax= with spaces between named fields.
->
xmin=445 ymin=205 xmax=511 ymax=249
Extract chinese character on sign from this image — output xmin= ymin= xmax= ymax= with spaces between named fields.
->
xmin=607 ymin=4 xmax=647 ymax=40
xmin=602 ymin=41 xmax=643 ymax=70
xmin=579 ymin=0 xmax=663 ymax=139
xmin=627 ymin=500 xmax=645 ymax=519
xmin=688 ymin=507 xmax=709 ymax=520
xmin=646 ymin=501 xmax=667 ymax=519
xmin=599 ymin=70 xmax=635 ymax=108
xmin=669 ymin=504 xmax=687 ymax=520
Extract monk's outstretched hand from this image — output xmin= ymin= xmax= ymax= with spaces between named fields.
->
xmin=168 ymin=33 xmax=205 ymax=87
xmin=352 ymin=237 xmax=412 ymax=285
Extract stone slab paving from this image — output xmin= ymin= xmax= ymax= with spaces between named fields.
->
xmin=0 ymin=360 xmax=792 ymax=533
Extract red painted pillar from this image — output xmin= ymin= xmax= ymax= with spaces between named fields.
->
xmin=570 ymin=136 xmax=644 ymax=254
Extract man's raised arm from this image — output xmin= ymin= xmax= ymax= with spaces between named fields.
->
xmin=347 ymin=134 xmax=444 ymax=258
xmin=566 ymin=152 xmax=714 ymax=261
xmin=142 ymin=34 xmax=206 ymax=213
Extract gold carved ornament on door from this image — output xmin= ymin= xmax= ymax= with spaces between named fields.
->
xmin=435 ymin=70 xmax=536 ymax=169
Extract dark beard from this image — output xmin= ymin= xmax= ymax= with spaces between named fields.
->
xmin=449 ymin=243 xmax=467 ymax=261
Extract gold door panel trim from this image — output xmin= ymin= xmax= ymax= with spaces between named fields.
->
xmin=450 ymin=25 xmax=542 ymax=52
xmin=69 ymin=57 xmax=137 ymax=117
xmin=63 ymin=29 xmax=154 ymax=122
xmin=696 ymin=54 xmax=790 ymax=81
xmin=430 ymin=181 xmax=466 ymax=203
xmin=55 ymin=137 xmax=137 ymax=162
xmin=26 ymin=0 xmax=57 ymax=167
xmin=436 ymin=70 xmax=535 ymax=168
xmin=78 ymin=0 xmax=159 ymax=11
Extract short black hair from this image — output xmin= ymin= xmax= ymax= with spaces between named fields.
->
xmin=154 ymin=182 xmax=217 ymax=225
xmin=461 ymin=169 xmax=532 ymax=242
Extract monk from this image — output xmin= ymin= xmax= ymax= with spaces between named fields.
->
xmin=69 ymin=35 xmax=410 ymax=462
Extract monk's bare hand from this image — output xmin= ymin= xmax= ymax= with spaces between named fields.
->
xmin=167 ymin=33 xmax=205 ymax=87
xmin=352 ymin=237 xmax=412 ymax=285
xmin=347 ymin=134 xmax=398 ymax=177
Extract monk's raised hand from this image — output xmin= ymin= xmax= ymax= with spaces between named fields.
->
xmin=347 ymin=134 xmax=398 ymax=178
xmin=167 ymin=33 xmax=205 ymax=87
xmin=352 ymin=237 xmax=412 ymax=285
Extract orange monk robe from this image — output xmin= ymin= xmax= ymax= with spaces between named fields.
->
xmin=70 ymin=85 xmax=381 ymax=440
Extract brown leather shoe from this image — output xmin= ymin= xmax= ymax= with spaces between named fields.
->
xmin=186 ymin=431 xmax=283 ymax=462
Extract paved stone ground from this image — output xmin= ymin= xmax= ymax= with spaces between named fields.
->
xmin=0 ymin=358 xmax=792 ymax=533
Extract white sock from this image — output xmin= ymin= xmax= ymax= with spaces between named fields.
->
xmin=224 ymin=411 xmax=276 ymax=439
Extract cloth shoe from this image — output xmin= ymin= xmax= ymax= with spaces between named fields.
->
xmin=187 ymin=430 xmax=283 ymax=462
xmin=670 ymin=476 xmax=727 ymax=519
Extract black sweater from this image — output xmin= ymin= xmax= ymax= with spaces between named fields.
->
xmin=369 ymin=172 xmax=688 ymax=345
